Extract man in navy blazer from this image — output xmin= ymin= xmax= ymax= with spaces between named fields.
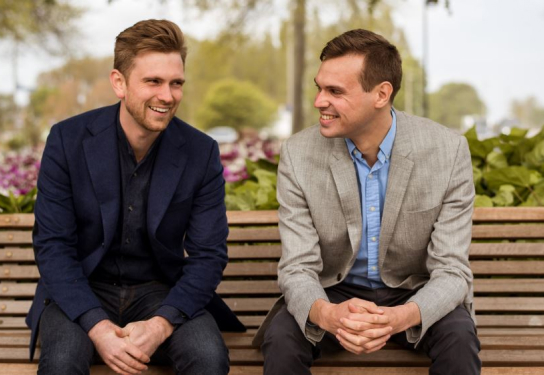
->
xmin=26 ymin=19 xmax=243 ymax=375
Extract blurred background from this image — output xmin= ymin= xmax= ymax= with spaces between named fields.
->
xmin=1 ymin=0 xmax=544 ymax=210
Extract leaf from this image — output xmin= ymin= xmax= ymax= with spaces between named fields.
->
xmin=483 ymin=166 xmax=533 ymax=191
xmin=486 ymin=151 xmax=508 ymax=169
xmin=521 ymin=181 xmax=544 ymax=207
xmin=491 ymin=185 xmax=515 ymax=207
xmin=474 ymin=195 xmax=493 ymax=207
xmin=525 ymin=139 xmax=544 ymax=172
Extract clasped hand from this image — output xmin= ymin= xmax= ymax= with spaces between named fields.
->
xmin=310 ymin=298 xmax=418 ymax=355
xmin=89 ymin=317 xmax=174 ymax=375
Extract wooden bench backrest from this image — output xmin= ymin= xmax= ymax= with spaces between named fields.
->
xmin=1 ymin=208 xmax=543 ymax=334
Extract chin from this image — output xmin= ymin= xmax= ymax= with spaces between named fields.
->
xmin=319 ymin=126 xmax=337 ymax=139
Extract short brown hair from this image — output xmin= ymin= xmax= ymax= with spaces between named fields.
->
xmin=114 ymin=19 xmax=187 ymax=78
xmin=320 ymin=29 xmax=402 ymax=102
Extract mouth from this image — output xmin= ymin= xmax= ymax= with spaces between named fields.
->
xmin=149 ymin=106 xmax=170 ymax=114
xmin=320 ymin=114 xmax=339 ymax=121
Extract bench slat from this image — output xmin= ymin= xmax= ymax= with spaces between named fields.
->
xmin=469 ymin=243 xmax=544 ymax=258
xmin=470 ymin=261 xmax=544 ymax=275
xmin=228 ymin=245 xmax=281 ymax=259
xmin=0 ymin=283 xmax=36 ymax=297
xmin=472 ymin=207 xmax=544 ymax=222
xmin=227 ymin=228 xmax=280 ymax=242
xmin=0 ymin=249 xmax=34 ymax=262
xmin=0 ymin=233 xmax=32 ymax=246
xmin=472 ymin=225 xmax=544 ymax=239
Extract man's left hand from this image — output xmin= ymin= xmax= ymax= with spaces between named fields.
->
xmin=118 ymin=317 xmax=175 ymax=357
xmin=377 ymin=302 xmax=421 ymax=335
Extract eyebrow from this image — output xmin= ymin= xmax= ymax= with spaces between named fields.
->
xmin=314 ymin=78 xmax=343 ymax=91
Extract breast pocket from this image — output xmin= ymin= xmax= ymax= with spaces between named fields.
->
xmin=398 ymin=204 xmax=442 ymax=251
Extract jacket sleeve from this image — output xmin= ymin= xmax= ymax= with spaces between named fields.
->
xmin=406 ymin=136 xmax=475 ymax=346
xmin=159 ymin=141 xmax=229 ymax=319
xmin=276 ymin=141 xmax=329 ymax=344
xmin=33 ymin=124 xmax=104 ymax=322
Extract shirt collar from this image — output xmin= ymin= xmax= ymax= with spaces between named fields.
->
xmin=345 ymin=109 xmax=397 ymax=162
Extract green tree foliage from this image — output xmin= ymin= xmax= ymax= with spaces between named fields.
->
xmin=0 ymin=0 xmax=81 ymax=53
xmin=511 ymin=96 xmax=544 ymax=129
xmin=429 ymin=82 xmax=486 ymax=129
xmin=196 ymin=79 xmax=277 ymax=131
xmin=0 ymin=94 xmax=17 ymax=133
xmin=28 ymin=56 xmax=117 ymax=128
xmin=467 ymin=126 xmax=544 ymax=207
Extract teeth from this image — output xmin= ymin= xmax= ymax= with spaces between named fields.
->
xmin=150 ymin=106 xmax=169 ymax=113
xmin=321 ymin=114 xmax=336 ymax=120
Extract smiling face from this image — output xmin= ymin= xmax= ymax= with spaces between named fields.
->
xmin=314 ymin=54 xmax=384 ymax=140
xmin=111 ymin=51 xmax=185 ymax=135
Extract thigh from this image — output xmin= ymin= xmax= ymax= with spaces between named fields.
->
xmin=155 ymin=310 xmax=229 ymax=374
xmin=38 ymin=303 xmax=95 ymax=375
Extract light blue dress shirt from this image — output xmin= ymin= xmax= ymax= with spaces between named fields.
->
xmin=344 ymin=110 xmax=397 ymax=289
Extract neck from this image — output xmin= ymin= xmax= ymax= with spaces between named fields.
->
xmin=351 ymin=107 xmax=393 ymax=167
xmin=119 ymin=105 xmax=161 ymax=162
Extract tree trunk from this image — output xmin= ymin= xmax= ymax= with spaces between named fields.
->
xmin=291 ymin=0 xmax=305 ymax=134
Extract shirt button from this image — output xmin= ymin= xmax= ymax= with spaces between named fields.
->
xmin=128 ymin=205 xmax=134 ymax=212
xmin=371 ymin=266 xmax=377 ymax=271
xmin=125 ymin=238 xmax=130 ymax=244
xmin=372 ymin=237 xmax=377 ymax=242
xmin=368 ymin=173 xmax=373 ymax=179
xmin=133 ymin=172 xmax=138 ymax=177
xmin=370 ymin=206 xmax=376 ymax=212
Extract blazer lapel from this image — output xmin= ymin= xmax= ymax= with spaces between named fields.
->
xmin=379 ymin=111 xmax=414 ymax=265
xmin=147 ymin=121 xmax=187 ymax=236
xmin=82 ymin=104 xmax=121 ymax=273
xmin=330 ymin=138 xmax=362 ymax=256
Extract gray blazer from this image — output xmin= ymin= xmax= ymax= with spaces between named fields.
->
xmin=253 ymin=110 xmax=475 ymax=347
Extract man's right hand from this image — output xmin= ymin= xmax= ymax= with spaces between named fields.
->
xmin=309 ymin=298 xmax=389 ymax=335
xmin=309 ymin=298 xmax=392 ymax=355
xmin=88 ymin=320 xmax=150 ymax=375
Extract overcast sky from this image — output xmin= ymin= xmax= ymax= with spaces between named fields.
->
xmin=1 ymin=0 xmax=544 ymax=125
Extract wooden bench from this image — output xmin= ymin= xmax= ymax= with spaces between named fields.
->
xmin=0 ymin=208 xmax=543 ymax=374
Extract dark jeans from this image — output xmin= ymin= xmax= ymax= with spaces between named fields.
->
xmin=38 ymin=281 xmax=229 ymax=375
xmin=262 ymin=282 xmax=481 ymax=375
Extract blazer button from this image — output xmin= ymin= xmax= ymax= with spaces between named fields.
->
xmin=44 ymin=298 xmax=51 ymax=306
xmin=337 ymin=273 xmax=342 ymax=281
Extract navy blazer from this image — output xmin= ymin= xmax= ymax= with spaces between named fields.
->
xmin=26 ymin=103 xmax=244 ymax=359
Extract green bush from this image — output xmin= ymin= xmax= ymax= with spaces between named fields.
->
xmin=196 ymin=79 xmax=277 ymax=131
xmin=466 ymin=126 xmax=544 ymax=207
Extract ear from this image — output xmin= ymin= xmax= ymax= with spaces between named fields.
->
xmin=374 ymin=81 xmax=393 ymax=109
xmin=110 ymin=69 xmax=127 ymax=100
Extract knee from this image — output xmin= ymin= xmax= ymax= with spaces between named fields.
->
xmin=171 ymin=334 xmax=229 ymax=375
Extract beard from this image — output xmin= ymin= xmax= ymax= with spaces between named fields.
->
xmin=124 ymin=95 xmax=176 ymax=133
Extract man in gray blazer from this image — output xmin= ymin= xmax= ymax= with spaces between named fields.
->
xmin=254 ymin=29 xmax=481 ymax=374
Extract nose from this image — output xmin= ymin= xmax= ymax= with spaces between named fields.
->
xmin=157 ymin=84 xmax=174 ymax=104
xmin=314 ymin=90 xmax=328 ymax=109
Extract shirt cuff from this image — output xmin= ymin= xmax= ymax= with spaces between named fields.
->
xmin=154 ymin=305 xmax=188 ymax=326
xmin=77 ymin=307 xmax=109 ymax=333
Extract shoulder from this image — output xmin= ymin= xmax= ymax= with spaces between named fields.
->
xmin=283 ymin=124 xmax=335 ymax=154
xmin=169 ymin=117 xmax=217 ymax=150
xmin=395 ymin=110 xmax=466 ymax=152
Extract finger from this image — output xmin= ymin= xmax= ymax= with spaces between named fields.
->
xmin=366 ymin=341 xmax=388 ymax=354
xmin=105 ymin=360 xmax=131 ymax=375
xmin=340 ymin=317 xmax=388 ymax=332
xmin=336 ymin=332 xmax=367 ymax=355
xmin=336 ymin=328 xmax=369 ymax=347
xmin=125 ymin=342 xmax=151 ymax=364
xmin=356 ymin=326 xmax=393 ymax=339
xmin=348 ymin=301 xmax=383 ymax=315
xmin=362 ymin=334 xmax=391 ymax=353
xmin=115 ymin=326 xmax=128 ymax=338
xmin=114 ymin=352 xmax=148 ymax=374
xmin=347 ymin=311 xmax=390 ymax=325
